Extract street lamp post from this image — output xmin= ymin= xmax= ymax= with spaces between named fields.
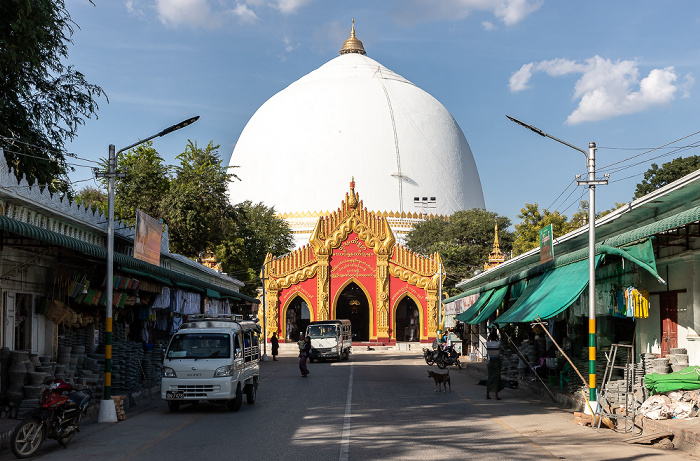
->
xmin=506 ymin=115 xmax=608 ymax=409
xmin=96 ymin=116 xmax=199 ymax=423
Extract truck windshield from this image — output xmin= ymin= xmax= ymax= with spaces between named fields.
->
xmin=307 ymin=325 xmax=337 ymax=338
xmin=166 ymin=333 xmax=231 ymax=359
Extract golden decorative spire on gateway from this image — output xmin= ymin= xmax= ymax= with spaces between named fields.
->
xmin=339 ymin=19 xmax=366 ymax=55
xmin=348 ymin=177 xmax=358 ymax=209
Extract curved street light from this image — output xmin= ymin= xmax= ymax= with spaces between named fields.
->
xmin=96 ymin=116 xmax=199 ymax=423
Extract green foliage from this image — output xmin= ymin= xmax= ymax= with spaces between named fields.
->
xmin=74 ymin=185 xmax=106 ymax=214
xmin=405 ymin=209 xmax=513 ymax=294
xmin=0 ymin=0 xmax=105 ymax=191
xmin=512 ymin=203 xmax=572 ymax=255
xmin=634 ymin=156 xmax=700 ymax=198
xmin=216 ymin=201 xmax=294 ymax=296
xmin=113 ymin=141 xmax=169 ymax=222
xmin=160 ymin=140 xmax=239 ymax=257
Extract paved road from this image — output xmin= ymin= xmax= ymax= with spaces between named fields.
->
xmin=11 ymin=351 xmax=692 ymax=460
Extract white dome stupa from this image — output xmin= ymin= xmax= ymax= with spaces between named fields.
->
xmin=229 ymin=22 xmax=485 ymax=246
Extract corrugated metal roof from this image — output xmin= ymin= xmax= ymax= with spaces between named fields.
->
xmin=456 ymin=171 xmax=700 ymax=294
xmin=0 ymin=214 xmax=258 ymax=304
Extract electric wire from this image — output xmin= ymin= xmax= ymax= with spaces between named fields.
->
xmin=0 ymin=147 xmax=97 ymax=169
xmin=597 ymin=128 xmax=700 ymax=171
xmin=0 ymin=135 xmax=100 ymax=164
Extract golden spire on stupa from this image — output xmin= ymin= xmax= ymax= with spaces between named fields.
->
xmin=339 ymin=19 xmax=366 ymax=55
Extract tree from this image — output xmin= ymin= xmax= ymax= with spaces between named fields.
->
xmin=405 ymin=209 xmax=513 ymax=293
xmin=112 ymin=141 xmax=169 ymax=222
xmin=0 ymin=0 xmax=106 ymax=191
xmin=160 ymin=140 xmax=238 ymax=257
xmin=74 ymin=185 xmax=106 ymax=214
xmin=512 ymin=203 xmax=571 ymax=256
xmin=216 ymin=201 xmax=294 ymax=296
xmin=634 ymin=156 xmax=700 ymax=198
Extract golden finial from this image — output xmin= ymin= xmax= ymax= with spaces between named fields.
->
xmin=348 ymin=177 xmax=358 ymax=209
xmin=339 ymin=19 xmax=366 ymax=56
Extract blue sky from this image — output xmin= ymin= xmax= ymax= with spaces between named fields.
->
xmin=63 ymin=0 xmax=700 ymax=227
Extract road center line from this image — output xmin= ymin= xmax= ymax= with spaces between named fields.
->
xmin=339 ymin=362 xmax=354 ymax=461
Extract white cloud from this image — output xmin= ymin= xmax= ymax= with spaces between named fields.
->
xmin=231 ymin=3 xmax=258 ymax=23
xmin=283 ymin=37 xmax=297 ymax=52
xmin=494 ymin=0 xmax=545 ymax=26
xmin=509 ymin=63 xmax=533 ymax=92
xmin=153 ymin=0 xmax=310 ymax=28
xmin=155 ymin=0 xmax=222 ymax=28
xmin=125 ymin=0 xmax=144 ymax=16
xmin=394 ymin=0 xmax=544 ymax=26
xmin=273 ymin=0 xmax=313 ymax=14
xmin=481 ymin=21 xmax=496 ymax=31
xmin=509 ymin=56 xmax=690 ymax=124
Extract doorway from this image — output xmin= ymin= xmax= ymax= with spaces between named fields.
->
xmin=395 ymin=296 xmax=420 ymax=342
xmin=284 ymin=297 xmax=311 ymax=342
xmin=335 ymin=282 xmax=370 ymax=342
xmin=660 ymin=291 xmax=678 ymax=356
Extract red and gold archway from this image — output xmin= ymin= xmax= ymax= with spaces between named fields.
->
xmin=263 ymin=180 xmax=443 ymax=344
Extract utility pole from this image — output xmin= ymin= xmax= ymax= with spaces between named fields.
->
xmin=506 ymin=115 xmax=607 ymax=409
xmin=94 ymin=145 xmax=125 ymax=423
xmin=95 ymin=116 xmax=199 ymax=423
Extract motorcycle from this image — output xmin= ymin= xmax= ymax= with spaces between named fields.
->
xmin=422 ymin=347 xmax=434 ymax=366
xmin=434 ymin=344 xmax=462 ymax=369
xmin=10 ymin=379 xmax=93 ymax=458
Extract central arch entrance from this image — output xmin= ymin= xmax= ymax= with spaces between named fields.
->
xmin=335 ymin=282 xmax=370 ymax=342
xmin=394 ymin=295 xmax=420 ymax=342
xmin=284 ymin=296 xmax=311 ymax=342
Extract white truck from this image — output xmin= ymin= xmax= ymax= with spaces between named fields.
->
xmin=161 ymin=315 xmax=260 ymax=412
xmin=305 ymin=319 xmax=352 ymax=362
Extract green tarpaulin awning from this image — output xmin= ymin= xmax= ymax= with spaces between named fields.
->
xmin=205 ymin=288 xmax=221 ymax=299
xmin=119 ymin=267 xmax=173 ymax=287
xmin=469 ymin=285 xmax=509 ymax=325
xmin=455 ymin=289 xmax=494 ymax=323
xmin=495 ymin=256 xmax=603 ymax=325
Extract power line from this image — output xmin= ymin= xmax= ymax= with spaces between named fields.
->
xmin=0 ymin=135 xmax=100 ymax=164
xmin=0 ymin=147 xmax=97 ymax=169
xmin=597 ymin=128 xmax=700 ymax=171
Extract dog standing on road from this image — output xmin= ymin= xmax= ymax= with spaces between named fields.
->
xmin=427 ymin=369 xmax=451 ymax=392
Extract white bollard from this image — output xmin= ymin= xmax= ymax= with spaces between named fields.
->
xmin=98 ymin=399 xmax=118 ymax=423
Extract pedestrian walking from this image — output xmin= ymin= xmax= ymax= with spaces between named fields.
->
xmin=485 ymin=327 xmax=504 ymax=400
xmin=271 ymin=332 xmax=279 ymax=361
xmin=299 ymin=335 xmax=311 ymax=377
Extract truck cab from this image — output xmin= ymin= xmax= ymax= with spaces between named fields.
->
xmin=306 ymin=319 xmax=352 ymax=362
xmin=161 ymin=315 xmax=260 ymax=412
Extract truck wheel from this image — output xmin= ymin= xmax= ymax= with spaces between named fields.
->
xmin=228 ymin=385 xmax=243 ymax=411
xmin=309 ymin=357 xmax=314 ymax=363
xmin=246 ymin=379 xmax=257 ymax=404
xmin=167 ymin=400 xmax=180 ymax=412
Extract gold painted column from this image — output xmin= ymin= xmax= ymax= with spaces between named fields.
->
xmin=317 ymin=256 xmax=330 ymax=321
xmin=426 ymin=289 xmax=438 ymax=338
xmin=266 ymin=280 xmax=279 ymax=340
xmin=376 ymin=255 xmax=390 ymax=338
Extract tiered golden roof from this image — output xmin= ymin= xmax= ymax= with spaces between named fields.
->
xmin=339 ymin=19 xmax=366 ymax=55
xmin=484 ymin=223 xmax=506 ymax=270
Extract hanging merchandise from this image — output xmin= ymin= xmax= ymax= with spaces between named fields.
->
xmin=152 ymin=287 xmax=171 ymax=309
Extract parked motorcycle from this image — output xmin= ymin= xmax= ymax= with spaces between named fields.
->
xmin=422 ymin=347 xmax=435 ymax=366
xmin=434 ymin=344 xmax=461 ymax=369
xmin=10 ymin=379 xmax=93 ymax=458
